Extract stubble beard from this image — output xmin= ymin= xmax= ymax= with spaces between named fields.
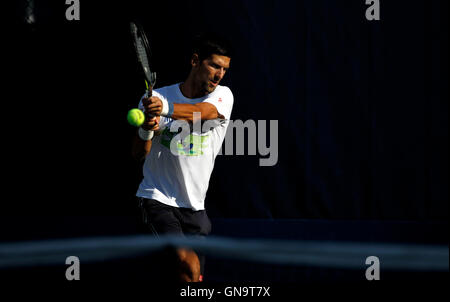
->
xmin=202 ymin=81 xmax=216 ymax=94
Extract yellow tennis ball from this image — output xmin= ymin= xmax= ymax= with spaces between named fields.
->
xmin=127 ymin=108 xmax=145 ymax=127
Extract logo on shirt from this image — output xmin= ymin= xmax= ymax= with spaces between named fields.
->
xmin=160 ymin=128 xmax=209 ymax=156
xmin=218 ymin=98 xmax=222 ymax=102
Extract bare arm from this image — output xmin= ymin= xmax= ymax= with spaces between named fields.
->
xmin=131 ymin=116 xmax=160 ymax=161
xmin=171 ymin=102 xmax=224 ymax=122
xmin=143 ymin=97 xmax=224 ymax=123
xmin=131 ymin=131 xmax=152 ymax=161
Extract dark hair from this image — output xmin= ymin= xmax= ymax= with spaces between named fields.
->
xmin=192 ymin=32 xmax=233 ymax=62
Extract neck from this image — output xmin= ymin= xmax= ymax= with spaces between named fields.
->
xmin=180 ymin=73 xmax=207 ymax=99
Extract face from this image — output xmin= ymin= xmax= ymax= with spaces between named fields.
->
xmin=193 ymin=54 xmax=231 ymax=94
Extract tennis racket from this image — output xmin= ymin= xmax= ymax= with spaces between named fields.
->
xmin=128 ymin=21 xmax=157 ymax=126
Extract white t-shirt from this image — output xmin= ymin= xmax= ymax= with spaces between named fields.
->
xmin=136 ymin=83 xmax=234 ymax=211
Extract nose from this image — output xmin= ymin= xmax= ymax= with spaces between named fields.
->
xmin=215 ymin=68 xmax=226 ymax=80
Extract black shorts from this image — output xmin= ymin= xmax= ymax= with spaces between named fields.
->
xmin=139 ymin=197 xmax=211 ymax=276
xmin=139 ymin=197 xmax=211 ymax=236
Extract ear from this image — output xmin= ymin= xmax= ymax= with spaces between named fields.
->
xmin=191 ymin=53 xmax=200 ymax=67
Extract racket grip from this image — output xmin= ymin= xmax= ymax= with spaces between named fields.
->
xmin=144 ymin=89 xmax=155 ymax=119
xmin=145 ymin=87 xmax=153 ymax=98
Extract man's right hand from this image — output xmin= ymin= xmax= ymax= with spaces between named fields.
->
xmin=141 ymin=114 xmax=160 ymax=131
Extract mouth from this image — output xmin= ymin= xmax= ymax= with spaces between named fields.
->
xmin=209 ymin=80 xmax=219 ymax=87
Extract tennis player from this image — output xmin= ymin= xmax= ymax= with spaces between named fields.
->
xmin=132 ymin=33 xmax=233 ymax=282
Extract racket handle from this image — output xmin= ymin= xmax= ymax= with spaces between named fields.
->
xmin=145 ymin=88 xmax=152 ymax=98
xmin=144 ymin=88 xmax=155 ymax=119
xmin=148 ymin=86 xmax=153 ymax=97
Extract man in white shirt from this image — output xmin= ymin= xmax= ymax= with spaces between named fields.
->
xmin=132 ymin=33 xmax=233 ymax=282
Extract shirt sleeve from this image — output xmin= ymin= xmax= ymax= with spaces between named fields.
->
xmin=203 ymin=86 xmax=234 ymax=121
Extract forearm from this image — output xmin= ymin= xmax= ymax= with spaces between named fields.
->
xmin=144 ymin=96 xmax=224 ymax=122
xmin=171 ymin=103 xmax=222 ymax=122
xmin=131 ymin=131 xmax=152 ymax=161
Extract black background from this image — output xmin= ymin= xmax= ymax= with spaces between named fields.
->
xmin=4 ymin=0 xmax=448 ymax=234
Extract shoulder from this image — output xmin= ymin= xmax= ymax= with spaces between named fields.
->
xmin=215 ymin=85 xmax=233 ymax=97
xmin=154 ymin=83 xmax=180 ymax=97
xmin=211 ymin=85 xmax=234 ymax=102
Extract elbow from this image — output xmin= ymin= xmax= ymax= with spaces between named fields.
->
xmin=202 ymin=111 xmax=218 ymax=121
xmin=131 ymin=145 xmax=149 ymax=162
xmin=193 ymin=103 xmax=219 ymax=121
xmin=199 ymin=108 xmax=219 ymax=121
xmin=131 ymin=150 xmax=143 ymax=162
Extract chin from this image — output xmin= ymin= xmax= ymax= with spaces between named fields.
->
xmin=203 ymin=83 xmax=216 ymax=93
